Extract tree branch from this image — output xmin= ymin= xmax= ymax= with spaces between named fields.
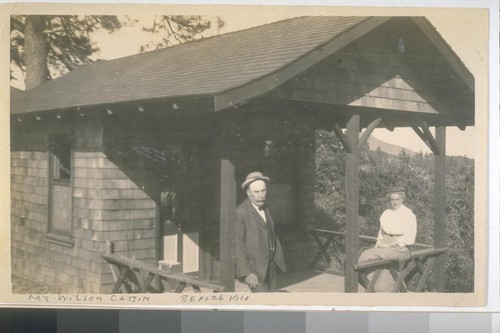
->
xmin=165 ymin=16 xmax=183 ymax=44
xmin=49 ymin=43 xmax=74 ymax=71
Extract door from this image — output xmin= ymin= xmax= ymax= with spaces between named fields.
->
xmin=159 ymin=143 xmax=204 ymax=274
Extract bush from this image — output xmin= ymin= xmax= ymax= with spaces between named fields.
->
xmin=314 ymin=130 xmax=474 ymax=292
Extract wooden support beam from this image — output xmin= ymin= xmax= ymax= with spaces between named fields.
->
xmin=344 ymin=114 xmax=361 ymax=292
xmin=219 ymin=159 xmax=236 ymax=292
xmin=411 ymin=126 xmax=429 ymax=151
xmin=397 ymin=67 xmax=469 ymax=130
xmin=411 ymin=125 xmax=439 ymax=155
xmin=420 ymin=121 xmax=441 ymax=154
xmin=358 ymin=118 xmax=382 ymax=147
xmin=332 ymin=123 xmax=352 ymax=153
xmin=411 ymin=122 xmax=440 ymax=155
xmin=433 ymin=126 xmax=446 ymax=291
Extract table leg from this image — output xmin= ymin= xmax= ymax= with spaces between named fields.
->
xmin=367 ymin=269 xmax=382 ymax=292
xmin=311 ymin=233 xmax=335 ymax=267
xmin=416 ymin=257 xmax=437 ymax=292
xmin=112 ymin=266 xmax=130 ymax=293
xmin=140 ymin=272 xmax=156 ymax=293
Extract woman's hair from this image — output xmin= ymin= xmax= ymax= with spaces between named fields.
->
xmin=386 ymin=191 xmax=405 ymax=201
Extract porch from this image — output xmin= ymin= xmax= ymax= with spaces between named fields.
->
xmin=102 ymin=250 xmax=345 ymax=293
xmin=277 ymin=270 xmax=345 ymax=293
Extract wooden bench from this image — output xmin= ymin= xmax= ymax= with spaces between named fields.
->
xmin=102 ymin=254 xmax=225 ymax=293
xmin=354 ymin=246 xmax=447 ymax=292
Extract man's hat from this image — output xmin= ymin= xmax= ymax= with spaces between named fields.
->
xmin=386 ymin=186 xmax=406 ymax=194
xmin=241 ymin=171 xmax=270 ymax=190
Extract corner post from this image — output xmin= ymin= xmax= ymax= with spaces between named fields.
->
xmin=345 ymin=114 xmax=360 ymax=292
xmin=434 ymin=126 xmax=447 ymax=291
xmin=219 ymin=158 xmax=236 ymax=292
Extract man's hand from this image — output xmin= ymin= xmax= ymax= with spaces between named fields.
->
xmin=245 ymin=273 xmax=259 ymax=289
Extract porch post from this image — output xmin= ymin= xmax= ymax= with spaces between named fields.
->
xmin=219 ymin=158 xmax=236 ymax=292
xmin=433 ymin=126 xmax=447 ymax=291
xmin=345 ymin=114 xmax=360 ymax=293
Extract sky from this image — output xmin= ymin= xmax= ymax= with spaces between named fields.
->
xmin=11 ymin=8 xmax=486 ymax=158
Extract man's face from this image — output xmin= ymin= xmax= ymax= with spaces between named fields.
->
xmin=388 ymin=193 xmax=404 ymax=210
xmin=247 ymin=180 xmax=267 ymax=208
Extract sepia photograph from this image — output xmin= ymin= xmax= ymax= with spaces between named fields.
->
xmin=2 ymin=3 xmax=494 ymax=308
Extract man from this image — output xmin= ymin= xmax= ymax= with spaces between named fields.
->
xmin=234 ymin=171 xmax=286 ymax=292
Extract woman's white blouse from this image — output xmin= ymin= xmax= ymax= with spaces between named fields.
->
xmin=377 ymin=204 xmax=417 ymax=248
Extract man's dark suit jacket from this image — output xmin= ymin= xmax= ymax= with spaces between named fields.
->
xmin=234 ymin=198 xmax=286 ymax=289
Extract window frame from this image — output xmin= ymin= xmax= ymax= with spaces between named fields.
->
xmin=46 ymin=132 xmax=75 ymax=246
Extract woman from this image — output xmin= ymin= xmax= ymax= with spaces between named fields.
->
xmin=359 ymin=186 xmax=417 ymax=291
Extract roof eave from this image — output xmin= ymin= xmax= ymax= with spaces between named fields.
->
xmin=11 ymin=93 xmax=215 ymax=116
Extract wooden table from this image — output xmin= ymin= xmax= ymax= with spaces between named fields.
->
xmin=310 ymin=229 xmax=447 ymax=292
xmin=354 ymin=247 xmax=447 ymax=292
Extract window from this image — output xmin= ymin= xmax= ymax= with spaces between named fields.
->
xmin=51 ymin=135 xmax=72 ymax=182
xmin=47 ymin=133 xmax=74 ymax=245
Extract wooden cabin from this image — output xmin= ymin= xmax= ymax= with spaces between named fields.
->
xmin=10 ymin=16 xmax=474 ymax=293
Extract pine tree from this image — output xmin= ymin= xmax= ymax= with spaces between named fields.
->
xmin=11 ymin=15 xmax=220 ymax=89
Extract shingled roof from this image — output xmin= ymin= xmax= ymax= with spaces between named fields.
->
xmin=11 ymin=16 xmax=473 ymax=116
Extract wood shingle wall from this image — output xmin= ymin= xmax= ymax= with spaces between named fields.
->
xmin=11 ymin=149 xmax=51 ymax=287
xmin=72 ymin=114 xmax=159 ymax=293
xmin=73 ymin=150 xmax=157 ymax=293
xmin=272 ymin=35 xmax=443 ymax=116
xmin=11 ymin=113 xmax=158 ymax=293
